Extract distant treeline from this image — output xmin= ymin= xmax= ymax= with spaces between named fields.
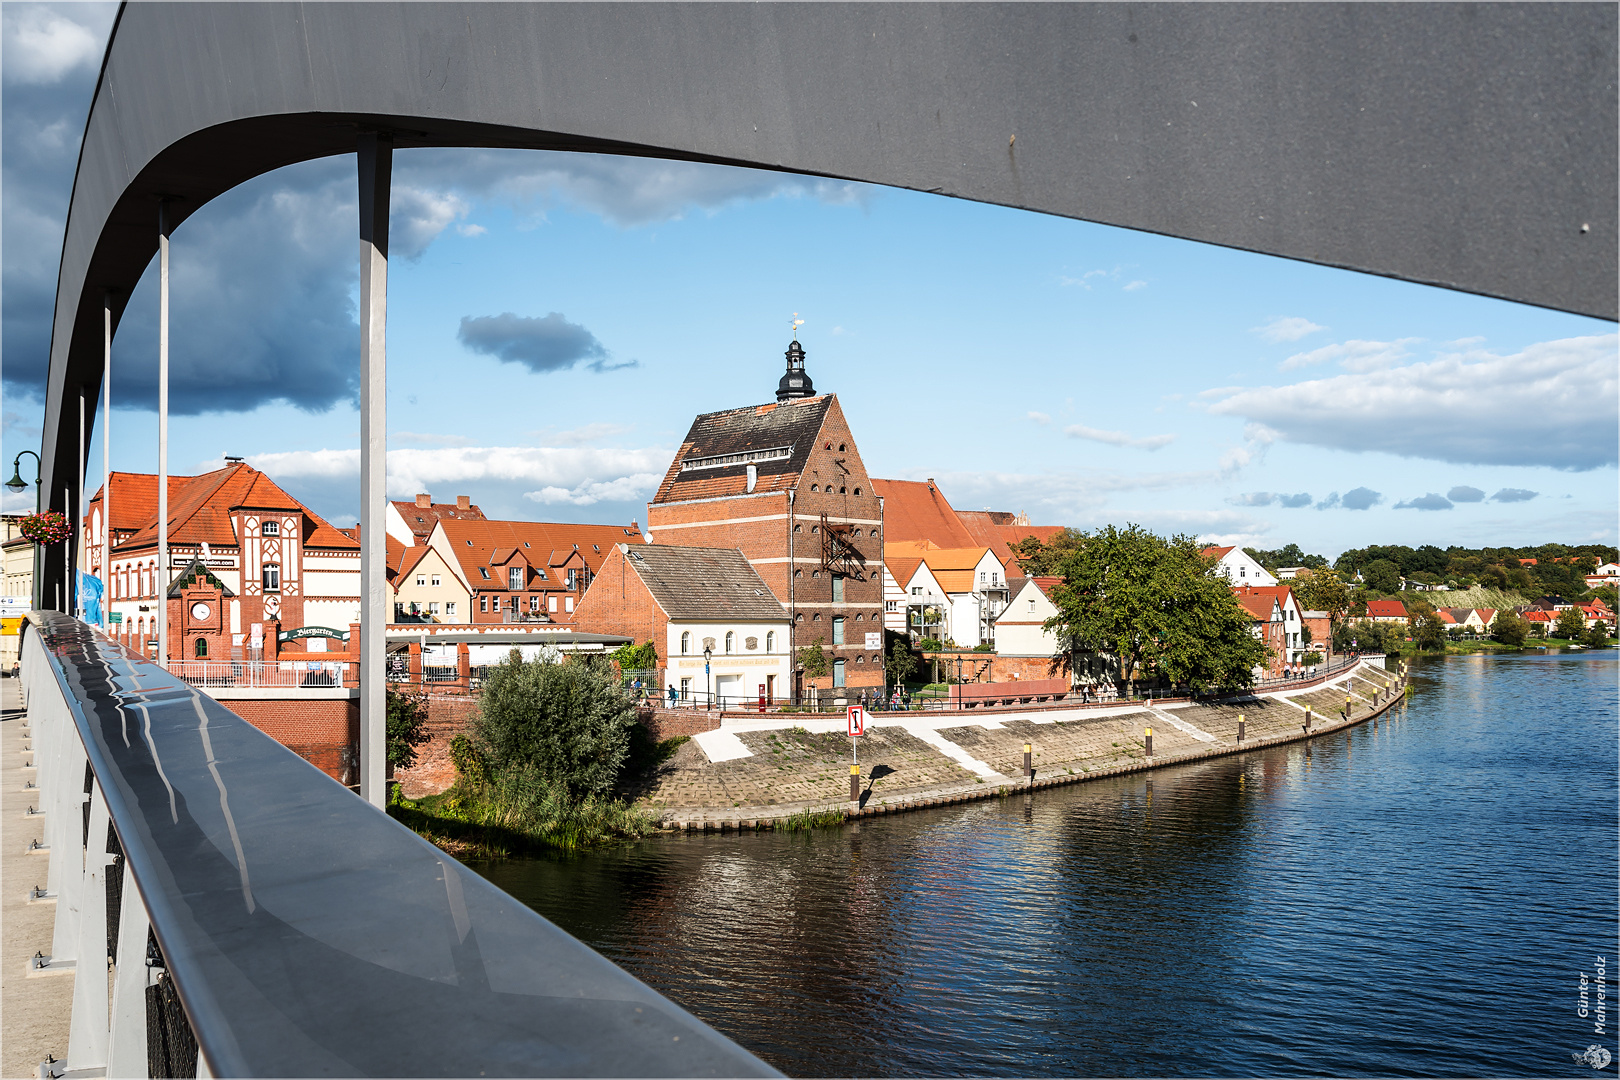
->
xmin=1244 ymin=542 xmax=1619 ymax=596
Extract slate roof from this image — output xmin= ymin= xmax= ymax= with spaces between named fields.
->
xmin=652 ymin=396 xmax=834 ymax=503
xmin=619 ymin=544 xmax=789 ymax=620
xmin=166 ymin=559 xmax=235 ymax=598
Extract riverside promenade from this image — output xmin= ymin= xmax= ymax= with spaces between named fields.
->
xmin=1 ymin=674 xmax=73 ymax=1078
xmin=634 ymin=659 xmax=1406 ymax=830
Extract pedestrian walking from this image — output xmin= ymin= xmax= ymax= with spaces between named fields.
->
xmin=667 ymin=684 xmax=678 ymax=707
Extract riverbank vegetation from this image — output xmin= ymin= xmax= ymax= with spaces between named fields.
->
xmin=388 ymin=650 xmax=666 ymax=857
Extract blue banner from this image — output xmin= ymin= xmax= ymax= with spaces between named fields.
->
xmin=78 ymin=571 xmax=103 ymax=626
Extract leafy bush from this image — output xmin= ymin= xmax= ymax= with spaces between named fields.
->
xmin=1584 ymin=622 xmax=1610 ymax=648
xmin=917 ymin=637 xmax=944 ymax=653
xmin=611 ymin=640 xmax=658 ymax=675
xmin=1300 ymin=651 xmax=1324 ymax=665
xmin=386 ymin=687 xmax=432 ymax=769
xmin=473 ymin=649 xmax=638 ymax=802
xmin=1492 ymin=610 xmax=1530 ymax=647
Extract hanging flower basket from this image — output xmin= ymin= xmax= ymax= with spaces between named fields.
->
xmin=18 ymin=510 xmax=72 ymax=546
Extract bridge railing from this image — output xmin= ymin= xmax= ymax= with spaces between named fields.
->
xmin=20 ymin=611 xmax=777 ymax=1079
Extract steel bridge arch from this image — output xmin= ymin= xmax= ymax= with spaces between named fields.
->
xmin=36 ymin=1 xmax=1619 ymax=595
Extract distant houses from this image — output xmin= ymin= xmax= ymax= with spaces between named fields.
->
xmin=1202 ymin=546 xmax=1278 ymax=587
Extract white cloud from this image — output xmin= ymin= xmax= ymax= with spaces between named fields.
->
xmin=454 ymin=223 xmax=487 ymax=237
xmin=1064 ymin=424 xmax=1174 ymax=451
xmin=1279 ymin=338 xmax=1416 ymax=372
xmin=1123 ymin=280 xmax=1147 ymax=291
xmin=241 ymin=444 xmax=674 ymax=523
xmin=392 ymin=432 xmax=475 ymax=448
xmin=1252 ymin=316 xmax=1326 ymax=344
xmin=1027 ymin=411 xmax=1051 ymax=426
xmin=1208 ymin=333 xmax=1619 ymax=470
xmin=2 ymin=5 xmax=111 ymax=85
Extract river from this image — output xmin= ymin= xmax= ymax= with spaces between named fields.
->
xmin=476 ymin=651 xmax=1617 ymax=1076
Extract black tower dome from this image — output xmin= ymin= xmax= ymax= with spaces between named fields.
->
xmin=775 ymin=338 xmax=815 ymax=402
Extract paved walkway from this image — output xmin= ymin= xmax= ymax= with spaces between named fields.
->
xmin=1 ymin=673 xmax=73 ymax=1079
xmin=633 ymin=661 xmax=1403 ymax=827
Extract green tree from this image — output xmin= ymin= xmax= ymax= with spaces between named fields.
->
xmin=1554 ymin=607 xmax=1586 ymax=640
xmin=1010 ymin=527 xmax=1087 ymax=576
xmin=473 ymin=650 xmax=638 ymax=802
xmin=884 ymin=638 xmax=918 ymax=685
xmin=1583 ymin=621 xmax=1610 ymax=648
xmin=386 ymin=687 xmax=432 ymax=770
xmin=610 ymin=640 xmax=658 ymax=673
xmin=1361 ymin=559 xmax=1401 ymax=594
xmin=1492 ymin=610 xmax=1529 ymax=647
xmin=1045 ymin=524 xmax=1267 ymax=694
xmin=797 ymin=635 xmax=831 ymax=681
xmin=1413 ymin=612 xmax=1447 ymax=651
xmin=1294 ymin=568 xmax=1350 ymax=617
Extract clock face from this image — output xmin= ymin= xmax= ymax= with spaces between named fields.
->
xmin=190 ymin=602 xmax=211 ymax=621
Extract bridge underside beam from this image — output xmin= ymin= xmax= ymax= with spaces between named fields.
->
xmin=37 ymin=2 xmax=1618 ymax=584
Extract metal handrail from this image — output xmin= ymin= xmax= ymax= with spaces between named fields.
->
xmin=21 ymin=611 xmax=777 ymax=1078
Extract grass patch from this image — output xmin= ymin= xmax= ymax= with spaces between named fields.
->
xmin=390 ymin=767 xmax=657 ymax=857
xmin=780 ymin=805 xmax=847 ymax=831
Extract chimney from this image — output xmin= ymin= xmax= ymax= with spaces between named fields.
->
xmin=456 ymin=495 xmax=470 ymax=510
xmin=415 ymin=493 xmax=431 ymax=508
xmin=631 ymin=520 xmax=639 ymax=534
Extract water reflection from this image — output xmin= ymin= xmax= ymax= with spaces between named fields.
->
xmin=478 ymin=652 xmax=1616 ymax=1077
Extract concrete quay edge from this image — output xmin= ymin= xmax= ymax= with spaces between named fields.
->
xmin=653 ymin=671 xmax=1407 ymax=832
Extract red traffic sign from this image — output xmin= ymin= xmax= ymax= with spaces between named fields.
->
xmin=847 ymin=705 xmax=865 ymax=737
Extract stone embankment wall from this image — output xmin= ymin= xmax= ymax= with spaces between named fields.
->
xmin=393 ymin=695 xmax=478 ymax=797
xmin=637 ymin=662 xmax=1406 ymax=830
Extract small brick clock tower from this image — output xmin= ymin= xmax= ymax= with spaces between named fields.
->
xmin=166 ymin=559 xmax=234 ymax=663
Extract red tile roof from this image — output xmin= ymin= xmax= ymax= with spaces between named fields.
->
xmin=1234 ymin=592 xmax=1279 ymax=621
xmin=1202 ymin=545 xmax=1236 ymax=560
xmin=1364 ymin=599 xmax=1409 ymax=619
xmin=870 ymin=479 xmax=976 ymax=548
xmin=436 ymin=518 xmax=645 ymax=595
xmin=391 ymin=496 xmax=487 ymax=545
xmin=98 ymin=465 xmax=356 ymax=554
xmin=86 ymin=473 xmax=191 ymax=536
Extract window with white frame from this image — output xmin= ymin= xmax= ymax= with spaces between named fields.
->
xmin=530 ymin=595 xmax=540 ymax=612
xmin=681 ymin=631 xmax=691 ymax=654
xmin=508 ymin=566 xmax=523 ymax=591
xmin=261 ymin=521 xmax=279 ymax=536
xmin=428 ymin=602 xmax=439 ymax=615
xmin=725 ymin=631 xmax=735 ymax=653
xmin=446 ymin=602 xmax=457 ymax=617
xmin=416 ymin=575 xmax=426 ymax=586
xmin=431 ymin=575 xmax=441 ymax=587
xmin=262 ymin=563 xmax=280 ymax=592
xmin=766 ymin=631 xmax=775 ymax=652
xmin=565 ymin=596 xmax=574 ymax=612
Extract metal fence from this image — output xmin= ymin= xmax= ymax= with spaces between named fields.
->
xmin=20 ymin=611 xmax=776 ymax=1078
xmin=162 ymin=659 xmax=350 ymax=688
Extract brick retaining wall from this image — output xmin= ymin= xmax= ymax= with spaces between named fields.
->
xmin=219 ymin=698 xmax=358 ymax=783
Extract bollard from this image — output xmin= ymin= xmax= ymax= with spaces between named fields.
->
xmin=1304 ymin=707 xmax=1311 ymax=731
xmin=1144 ymin=726 xmax=1153 ymax=756
xmin=1237 ymin=713 xmax=1245 ymax=742
xmin=1343 ymin=695 xmax=1352 ymax=721
xmin=1023 ymin=743 xmax=1033 ymax=782
xmin=850 ymin=764 xmax=860 ymax=804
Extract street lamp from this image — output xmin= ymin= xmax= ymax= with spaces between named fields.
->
xmin=7 ymin=451 xmax=42 ymax=610
xmin=703 ymin=644 xmax=713 ymax=708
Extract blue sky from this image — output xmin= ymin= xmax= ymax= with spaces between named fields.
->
xmin=4 ymin=3 xmax=1615 ymax=560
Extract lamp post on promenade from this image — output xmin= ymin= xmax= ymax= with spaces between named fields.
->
xmin=7 ymin=451 xmax=43 ymax=609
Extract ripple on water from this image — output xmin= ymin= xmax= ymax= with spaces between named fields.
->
xmin=477 ymin=652 xmax=1617 ymax=1077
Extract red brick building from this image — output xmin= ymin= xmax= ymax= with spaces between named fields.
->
xmin=86 ymin=464 xmax=360 ymax=661
xmin=645 ymin=338 xmax=885 ymax=696
xmin=386 ymin=492 xmax=486 ymax=547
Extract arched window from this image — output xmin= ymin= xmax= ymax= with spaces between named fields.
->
xmin=681 ymin=631 xmax=690 ymax=654
xmin=766 ymin=631 xmax=775 ymax=653
xmin=195 ymin=637 xmax=209 ymax=658
xmin=725 ymin=631 xmax=735 ymax=654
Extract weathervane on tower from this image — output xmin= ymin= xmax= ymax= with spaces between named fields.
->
xmin=777 ymin=315 xmax=814 ymax=401
xmin=790 ymin=313 xmax=804 ymax=341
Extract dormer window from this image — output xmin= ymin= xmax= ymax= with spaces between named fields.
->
xmin=508 ymin=567 xmax=524 ymax=591
xmin=262 ymin=521 xmax=279 ymax=536
xmin=479 ymin=567 xmax=490 ymax=580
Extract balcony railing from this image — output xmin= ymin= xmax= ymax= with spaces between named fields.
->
xmin=19 ymin=612 xmax=777 ymax=1078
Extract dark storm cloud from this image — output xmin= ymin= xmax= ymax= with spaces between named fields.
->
xmin=1395 ymin=492 xmax=1454 ymax=511
xmin=458 ymin=312 xmax=633 ymax=374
